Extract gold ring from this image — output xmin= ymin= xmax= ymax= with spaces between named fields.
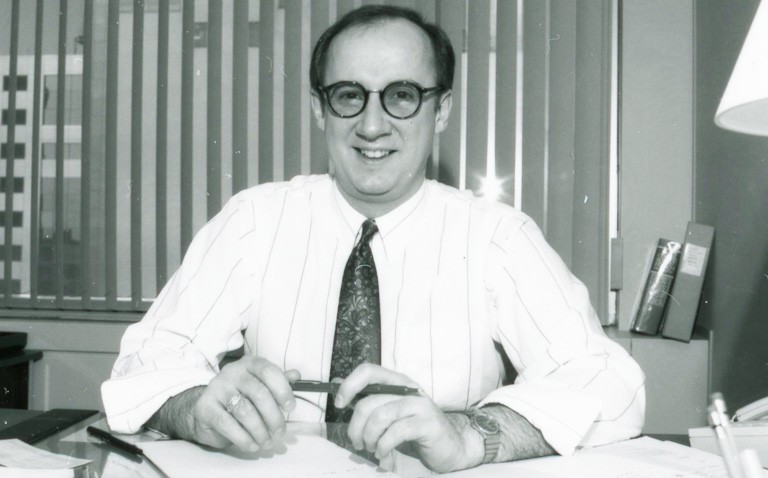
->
xmin=225 ymin=394 xmax=242 ymax=413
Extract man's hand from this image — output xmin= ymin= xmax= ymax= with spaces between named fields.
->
xmin=337 ymin=364 xmax=482 ymax=473
xmin=147 ymin=356 xmax=300 ymax=452
xmin=336 ymin=364 xmax=557 ymax=472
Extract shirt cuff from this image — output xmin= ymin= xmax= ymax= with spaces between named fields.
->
xmin=478 ymin=382 xmax=602 ymax=456
xmin=101 ymin=368 xmax=216 ymax=434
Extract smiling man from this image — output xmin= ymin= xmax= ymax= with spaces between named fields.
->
xmin=312 ymin=16 xmax=448 ymax=219
xmin=102 ymin=5 xmax=645 ymax=474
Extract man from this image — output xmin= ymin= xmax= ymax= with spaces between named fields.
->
xmin=102 ymin=6 xmax=644 ymax=473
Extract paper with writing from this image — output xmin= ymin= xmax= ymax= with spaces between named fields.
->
xmin=140 ymin=431 xmax=398 ymax=478
xmin=0 ymin=438 xmax=90 ymax=469
xmin=443 ymin=437 xmax=765 ymax=478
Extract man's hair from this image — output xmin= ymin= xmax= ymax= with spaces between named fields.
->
xmin=309 ymin=5 xmax=455 ymax=94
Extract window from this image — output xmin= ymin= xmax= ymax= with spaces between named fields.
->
xmin=0 ymin=212 xmax=23 ymax=227
xmin=2 ymin=75 xmax=27 ymax=91
xmin=1 ymin=109 xmax=27 ymax=125
xmin=43 ymin=75 xmax=82 ymax=125
xmin=0 ymin=143 xmax=25 ymax=159
xmin=0 ymin=245 xmax=22 ymax=261
xmin=41 ymin=143 xmax=81 ymax=160
xmin=0 ymin=0 xmax=615 ymax=321
xmin=0 ymin=279 xmax=20 ymax=295
xmin=0 ymin=178 xmax=24 ymax=193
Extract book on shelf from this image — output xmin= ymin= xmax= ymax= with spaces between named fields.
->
xmin=630 ymin=238 xmax=682 ymax=335
xmin=660 ymin=222 xmax=715 ymax=342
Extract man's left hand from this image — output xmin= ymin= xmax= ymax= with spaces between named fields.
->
xmin=336 ymin=364 xmax=482 ymax=473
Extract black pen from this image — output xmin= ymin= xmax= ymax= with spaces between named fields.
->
xmin=291 ymin=380 xmax=421 ymax=396
xmin=87 ymin=426 xmax=144 ymax=456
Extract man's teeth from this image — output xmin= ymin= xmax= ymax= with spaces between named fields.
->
xmin=358 ymin=149 xmax=391 ymax=159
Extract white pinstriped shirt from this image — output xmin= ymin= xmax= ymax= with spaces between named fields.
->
xmin=102 ymin=174 xmax=645 ymax=455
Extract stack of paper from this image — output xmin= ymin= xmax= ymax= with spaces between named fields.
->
xmin=0 ymin=439 xmax=91 ymax=478
xmin=444 ymin=437 xmax=756 ymax=478
xmin=141 ymin=431 xmax=398 ymax=478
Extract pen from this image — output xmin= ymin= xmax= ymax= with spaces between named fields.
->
xmin=87 ymin=426 xmax=144 ymax=457
xmin=713 ymin=393 xmax=749 ymax=478
xmin=708 ymin=404 xmax=744 ymax=478
xmin=291 ymin=380 xmax=421 ymax=396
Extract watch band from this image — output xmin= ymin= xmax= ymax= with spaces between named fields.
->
xmin=463 ymin=408 xmax=501 ymax=464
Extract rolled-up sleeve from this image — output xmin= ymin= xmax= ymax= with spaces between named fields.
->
xmin=101 ymin=194 xmax=259 ymax=433
xmin=478 ymin=217 xmax=645 ymax=456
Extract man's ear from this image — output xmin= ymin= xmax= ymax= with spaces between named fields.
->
xmin=310 ymin=91 xmax=326 ymax=131
xmin=434 ymin=90 xmax=453 ymax=134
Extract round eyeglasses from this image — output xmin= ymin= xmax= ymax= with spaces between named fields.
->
xmin=318 ymin=81 xmax=442 ymax=120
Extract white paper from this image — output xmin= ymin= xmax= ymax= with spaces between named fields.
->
xmin=140 ymin=431 xmax=398 ymax=478
xmin=445 ymin=453 xmax=707 ymax=478
xmin=0 ymin=469 xmax=74 ymax=478
xmin=588 ymin=437 xmax=729 ymax=477
xmin=443 ymin=436 xmax=767 ymax=478
xmin=679 ymin=243 xmax=708 ymax=276
xmin=100 ymin=451 xmax=156 ymax=478
xmin=0 ymin=439 xmax=91 ymax=469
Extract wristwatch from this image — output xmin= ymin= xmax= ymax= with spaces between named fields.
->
xmin=462 ymin=408 xmax=501 ymax=464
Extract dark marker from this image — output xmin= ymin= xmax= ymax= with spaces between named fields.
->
xmin=87 ymin=426 xmax=144 ymax=456
xmin=291 ymin=380 xmax=421 ymax=396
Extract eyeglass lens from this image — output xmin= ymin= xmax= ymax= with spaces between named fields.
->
xmin=327 ymin=82 xmax=423 ymax=119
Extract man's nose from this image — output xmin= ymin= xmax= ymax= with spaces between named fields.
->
xmin=355 ymin=93 xmax=391 ymax=141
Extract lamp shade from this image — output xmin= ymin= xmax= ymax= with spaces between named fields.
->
xmin=715 ymin=0 xmax=768 ymax=136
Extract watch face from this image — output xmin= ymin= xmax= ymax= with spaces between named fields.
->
xmin=474 ymin=412 xmax=500 ymax=434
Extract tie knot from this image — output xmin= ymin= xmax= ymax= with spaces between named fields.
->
xmin=359 ymin=219 xmax=378 ymax=245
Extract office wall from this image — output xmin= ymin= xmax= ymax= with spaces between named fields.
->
xmin=618 ymin=0 xmax=695 ymax=330
xmin=695 ymin=0 xmax=768 ymax=409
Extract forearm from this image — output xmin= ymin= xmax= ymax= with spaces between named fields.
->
xmin=449 ymin=404 xmax=556 ymax=467
xmin=489 ymin=404 xmax=556 ymax=461
xmin=146 ymin=386 xmax=205 ymax=439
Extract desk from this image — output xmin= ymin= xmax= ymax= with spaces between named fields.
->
xmin=0 ymin=410 xmax=424 ymax=478
xmin=0 ymin=409 xmax=747 ymax=478
xmin=0 ymin=409 xmax=165 ymax=477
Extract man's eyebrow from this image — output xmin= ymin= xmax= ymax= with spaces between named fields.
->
xmin=328 ymin=79 xmax=430 ymax=88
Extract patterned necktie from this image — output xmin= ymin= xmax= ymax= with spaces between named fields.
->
xmin=326 ymin=219 xmax=381 ymax=423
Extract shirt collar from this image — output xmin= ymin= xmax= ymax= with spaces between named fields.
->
xmin=332 ymin=180 xmax=427 ymax=239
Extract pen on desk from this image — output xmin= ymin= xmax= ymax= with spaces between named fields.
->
xmin=712 ymin=393 xmax=749 ymax=477
xmin=708 ymin=404 xmax=745 ymax=478
xmin=87 ymin=426 xmax=144 ymax=457
xmin=291 ymin=380 xmax=421 ymax=396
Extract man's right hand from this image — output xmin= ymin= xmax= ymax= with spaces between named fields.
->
xmin=147 ymin=356 xmax=300 ymax=452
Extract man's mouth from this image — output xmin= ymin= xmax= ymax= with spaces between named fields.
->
xmin=355 ymin=148 xmax=394 ymax=159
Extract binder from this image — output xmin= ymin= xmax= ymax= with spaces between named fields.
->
xmin=630 ymin=238 xmax=682 ymax=335
xmin=661 ymin=222 xmax=715 ymax=342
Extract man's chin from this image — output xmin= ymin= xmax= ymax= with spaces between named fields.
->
xmin=353 ymin=188 xmax=393 ymax=202
xmin=345 ymin=178 xmax=394 ymax=198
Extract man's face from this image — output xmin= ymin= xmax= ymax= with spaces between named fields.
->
xmin=311 ymin=19 xmax=452 ymax=215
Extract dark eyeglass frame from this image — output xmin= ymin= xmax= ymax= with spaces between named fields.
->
xmin=318 ymin=81 xmax=443 ymax=120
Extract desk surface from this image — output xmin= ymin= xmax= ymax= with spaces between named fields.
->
xmin=0 ymin=409 xmax=425 ymax=478
xmin=0 ymin=409 xmax=166 ymax=477
xmin=0 ymin=409 xmax=709 ymax=478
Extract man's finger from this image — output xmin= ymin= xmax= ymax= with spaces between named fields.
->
xmin=237 ymin=374 xmax=288 ymax=438
xmin=335 ymin=364 xmax=419 ymax=408
xmin=244 ymin=357 xmax=297 ymax=413
xmin=285 ymin=369 xmax=302 ymax=383
xmin=198 ymin=399 xmax=260 ymax=452
xmin=374 ymin=416 xmax=423 ymax=460
xmin=226 ymin=393 xmax=275 ymax=449
xmin=346 ymin=393 xmax=403 ymax=451
xmin=361 ymin=397 xmax=427 ymax=454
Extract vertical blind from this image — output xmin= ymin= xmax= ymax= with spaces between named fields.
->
xmin=0 ymin=0 xmax=614 ymax=323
